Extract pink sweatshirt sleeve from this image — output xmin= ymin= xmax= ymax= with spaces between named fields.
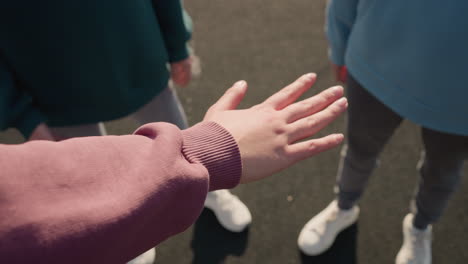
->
xmin=0 ymin=121 xmax=241 ymax=264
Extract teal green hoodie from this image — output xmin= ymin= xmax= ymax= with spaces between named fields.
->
xmin=0 ymin=0 xmax=190 ymax=138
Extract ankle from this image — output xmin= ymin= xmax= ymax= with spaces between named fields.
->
xmin=337 ymin=199 xmax=355 ymax=211
xmin=412 ymin=214 xmax=429 ymax=230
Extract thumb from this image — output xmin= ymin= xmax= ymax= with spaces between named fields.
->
xmin=211 ymin=80 xmax=248 ymax=111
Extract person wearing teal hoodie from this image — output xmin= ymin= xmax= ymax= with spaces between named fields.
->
xmin=297 ymin=1 xmax=468 ymax=263
xmin=0 ymin=0 xmax=193 ymax=137
xmin=0 ymin=1 xmax=251 ymax=263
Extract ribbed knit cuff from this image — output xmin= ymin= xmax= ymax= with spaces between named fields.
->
xmin=182 ymin=122 xmax=242 ymax=191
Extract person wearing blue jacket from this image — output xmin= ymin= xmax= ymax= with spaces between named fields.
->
xmin=297 ymin=1 xmax=468 ymax=263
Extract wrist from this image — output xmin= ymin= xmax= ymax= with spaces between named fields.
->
xmin=182 ymin=122 xmax=242 ymax=191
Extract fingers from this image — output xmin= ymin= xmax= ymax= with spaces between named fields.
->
xmin=283 ymin=85 xmax=344 ymax=123
xmin=287 ymin=97 xmax=348 ymax=143
xmin=287 ymin=133 xmax=344 ymax=161
xmin=209 ymin=81 xmax=248 ymax=111
xmin=263 ymin=73 xmax=316 ymax=110
xmin=171 ymin=59 xmax=192 ymax=86
xmin=172 ymin=72 xmax=190 ymax=86
xmin=171 ymin=66 xmax=191 ymax=87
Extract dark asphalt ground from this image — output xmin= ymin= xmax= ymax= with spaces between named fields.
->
xmin=1 ymin=1 xmax=467 ymax=263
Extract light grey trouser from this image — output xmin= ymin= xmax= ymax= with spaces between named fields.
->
xmin=337 ymin=75 xmax=468 ymax=227
xmin=50 ymin=85 xmax=188 ymax=139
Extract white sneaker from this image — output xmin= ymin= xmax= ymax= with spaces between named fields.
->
xmin=396 ymin=213 xmax=432 ymax=264
xmin=127 ymin=248 xmax=155 ymax=264
xmin=298 ymin=200 xmax=359 ymax=256
xmin=204 ymin=190 xmax=252 ymax=232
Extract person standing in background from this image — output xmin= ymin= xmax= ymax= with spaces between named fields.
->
xmin=297 ymin=1 xmax=468 ymax=264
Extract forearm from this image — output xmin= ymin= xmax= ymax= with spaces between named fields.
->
xmin=0 ymin=122 xmax=241 ymax=264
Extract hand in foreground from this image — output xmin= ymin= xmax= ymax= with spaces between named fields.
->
xmin=170 ymin=56 xmax=192 ymax=87
xmin=332 ymin=63 xmax=347 ymax=83
xmin=28 ymin=123 xmax=55 ymax=141
xmin=204 ymin=73 xmax=347 ymax=184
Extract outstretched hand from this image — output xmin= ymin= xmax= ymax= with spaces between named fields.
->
xmin=204 ymin=73 xmax=347 ymax=184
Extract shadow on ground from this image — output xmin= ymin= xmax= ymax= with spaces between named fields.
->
xmin=190 ymin=208 xmax=357 ymax=264
xmin=190 ymin=209 xmax=249 ymax=264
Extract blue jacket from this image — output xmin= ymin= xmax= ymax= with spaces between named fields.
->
xmin=327 ymin=0 xmax=468 ymax=136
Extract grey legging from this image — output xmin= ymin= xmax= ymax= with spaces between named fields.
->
xmin=336 ymin=75 xmax=468 ymax=228
xmin=50 ymin=85 xmax=188 ymax=138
